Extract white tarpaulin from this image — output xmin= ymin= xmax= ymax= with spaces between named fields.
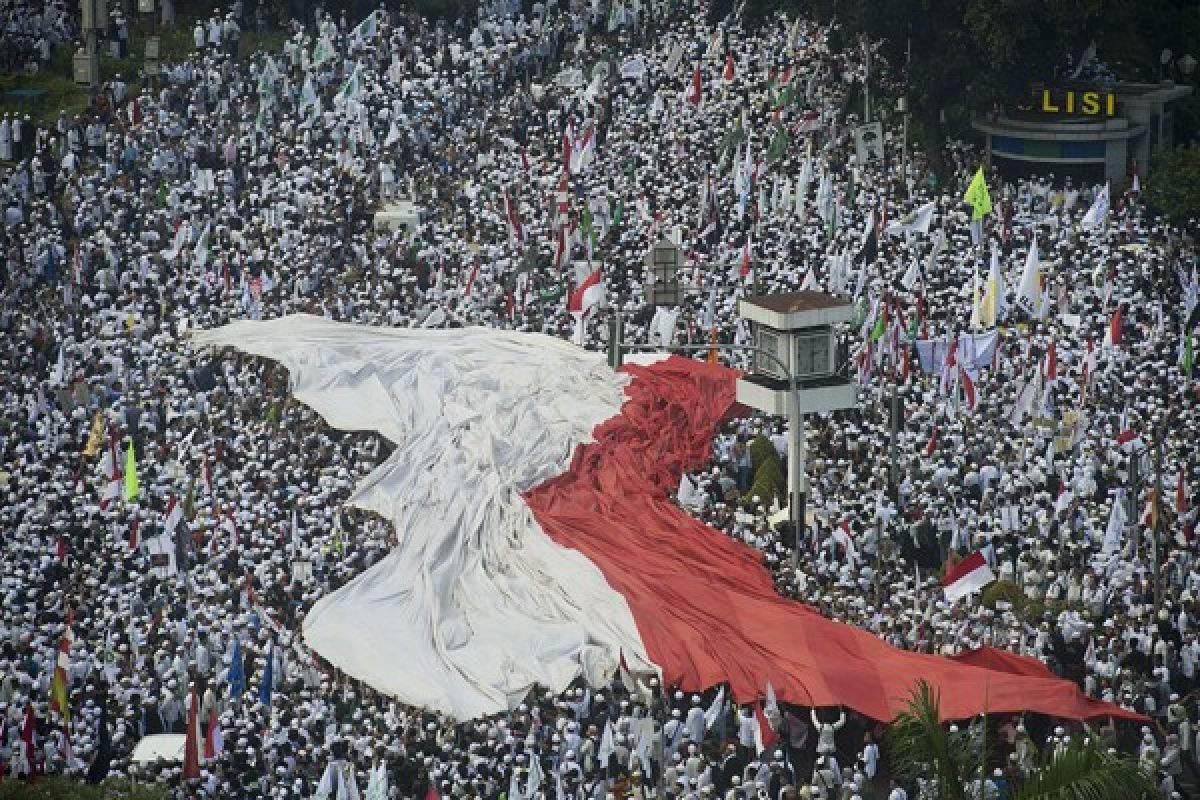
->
xmin=130 ymin=734 xmax=187 ymax=764
xmin=194 ymin=315 xmax=654 ymax=719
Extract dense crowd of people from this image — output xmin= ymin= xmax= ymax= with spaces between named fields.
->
xmin=0 ymin=0 xmax=1198 ymax=798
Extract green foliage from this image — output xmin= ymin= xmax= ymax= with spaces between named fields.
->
xmin=0 ymin=15 xmax=285 ymax=125
xmin=888 ymin=680 xmax=1155 ymax=800
xmin=747 ymin=434 xmax=781 ymax=473
xmin=1146 ymin=143 xmax=1200 ymax=223
xmin=1012 ymin=737 xmax=1156 ymax=800
xmin=0 ymin=777 xmax=171 ymax=800
xmin=754 ymin=0 xmax=1192 ymax=157
xmin=887 ymin=680 xmax=975 ymax=800
xmin=980 ymin=579 xmax=1026 ymax=613
xmin=746 ymin=453 xmax=786 ymax=509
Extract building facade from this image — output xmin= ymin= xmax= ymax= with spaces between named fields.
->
xmin=972 ymin=82 xmax=1192 ymax=187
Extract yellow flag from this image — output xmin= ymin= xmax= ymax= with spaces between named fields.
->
xmin=963 ymin=167 xmax=992 ymax=220
xmin=82 ymin=412 xmax=105 ymax=457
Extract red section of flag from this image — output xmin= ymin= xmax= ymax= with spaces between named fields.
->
xmin=942 ymin=550 xmax=987 ymax=588
xmin=687 ymin=63 xmax=702 ymax=106
xmin=182 ymin=690 xmax=200 ymax=780
xmin=523 ymin=357 xmax=1142 ymax=723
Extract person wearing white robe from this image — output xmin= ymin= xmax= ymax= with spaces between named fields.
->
xmin=315 ymin=757 xmax=362 ymax=800
xmin=0 ymin=115 xmax=12 ymax=162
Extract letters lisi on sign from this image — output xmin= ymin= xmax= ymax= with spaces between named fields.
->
xmin=1031 ymin=86 xmax=1117 ymax=117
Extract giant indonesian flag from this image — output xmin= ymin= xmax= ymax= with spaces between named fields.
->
xmin=194 ymin=315 xmax=1142 ymax=724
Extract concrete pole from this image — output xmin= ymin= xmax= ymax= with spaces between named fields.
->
xmin=1153 ymin=437 xmax=1163 ymax=613
xmin=85 ymin=0 xmax=101 ymax=89
xmin=789 ymin=381 xmax=807 ymax=567
xmin=888 ymin=383 xmax=899 ymax=498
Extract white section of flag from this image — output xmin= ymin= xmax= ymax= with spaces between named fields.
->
xmin=193 ymin=315 xmax=655 ymax=720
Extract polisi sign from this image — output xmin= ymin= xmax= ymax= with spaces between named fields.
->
xmin=1030 ymin=84 xmax=1117 ymax=117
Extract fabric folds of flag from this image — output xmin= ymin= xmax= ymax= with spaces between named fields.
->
xmin=942 ymin=550 xmax=997 ymax=603
xmin=195 ymin=316 xmax=1145 ymax=725
xmin=182 ymin=689 xmax=201 ymax=780
xmin=123 ymin=440 xmax=139 ymax=502
xmin=963 ymin=167 xmax=992 ymax=220
xmin=50 ymin=611 xmax=74 ymax=722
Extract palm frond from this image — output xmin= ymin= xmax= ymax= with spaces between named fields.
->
xmin=887 ymin=680 xmax=974 ymax=800
xmin=1012 ymin=737 xmax=1157 ymax=800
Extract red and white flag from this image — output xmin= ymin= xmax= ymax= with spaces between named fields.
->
xmin=182 ymin=690 xmax=201 ymax=780
xmin=687 ymin=63 xmax=703 ymax=107
xmin=1042 ymin=339 xmax=1057 ymax=383
xmin=1116 ymin=428 xmax=1144 ymax=452
xmin=567 ymin=269 xmax=604 ymax=346
xmin=1105 ymin=305 xmax=1123 ymax=348
xmin=462 ymin=256 xmax=481 ymax=299
xmin=569 ymin=120 xmax=596 ymax=174
xmin=752 ymin=703 xmax=778 ymax=754
xmin=722 ymin=54 xmax=735 ymax=83
xmin=959 ymin=367 xmax=977 ymax=412
xmin=503 ymin=191 xmax=524 ymax=247
xmin=195 ymin=317 xmax=1145 ymax=726
xmin=942 ymin=550 xmax=997 ymax=603
xmin=204 ymin=708 xmax=222 ymax=760
xmin=562 ymin=124 xmax=574 ymax=174
xmin=740 ymin=239 xmax=752 ymax=278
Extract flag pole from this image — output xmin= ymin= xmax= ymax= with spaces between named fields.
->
xmin=1154 ymin=436 xmax=1164 ymax=615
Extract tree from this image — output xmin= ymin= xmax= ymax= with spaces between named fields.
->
xmin=742 ymin=0 xmax=1175 ymax=169
xmin=1146 ymin=143 xmax=1200 ymax=224
xmin=888 ymin=680 xmax=1156 ymax=800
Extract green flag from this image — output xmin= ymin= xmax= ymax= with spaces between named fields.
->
xmin=612 ymin=197 xmax=624 ymax=229
xmin=963 ymin=166 xmax=992 ymax=220
xmin=870 ymin=306 xmax=887 ymax=342
xmin=853 ymin=296 xmax=869 ymax=329
xmin=719 ymin=118 xmax=745 ymax=161
xmin=311 ymin=35 xmax=335 ymax=67
xmin=581 ymin=205 xmax=594 ymax=243
xmin=1183 ymin=331 xmax=1194 ymax=378
xmin=540 ymin=284 xmax=565 ymax=303
xmin=123 ymin=441 xmax=139 ymax=502
xmin=766 ymin=128 xmax=789 ymax=163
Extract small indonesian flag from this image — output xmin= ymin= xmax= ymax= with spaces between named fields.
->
xmin=925 ymin=426 xmax=938 ymax=457
xmin=1105 ymin=305 xmax=1123 ymax=348
xmin=942 ymin=550 xmax=996 ymax=603
xmin=204 ymin=707 xmax=223 ymax=760
xmin=752 ymin=703 xmax=778 ymax=754
xmin=723 ymin=54 xmax=735 ymax=83
xmin=1043 ymin=338 xmax=1057 ymax=382
xmin=568 ymin=269 xmax=604 ymax=317
xmin=687 ymin=63 xmax=702 ymax=107
xmin=740 ymin=240 xmax=752 ymax=278
xmin=959 ymin=367 xmax=977 ymax=412
xmin=1116 ymin=429 xmax=1144 ymax=452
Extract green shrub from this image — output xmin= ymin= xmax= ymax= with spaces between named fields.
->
xmin=1146 ymin=143 xmax=1200 ymax=224
xmin=0 ymin=777 xmax=170 ymax=800
xmin=747 ymin=434 xmax=780 ymax=472
xmin=981 ymin=579 xmax=1026 ymax=613
xmin=746 ymin=453 xmax=785 ymax=510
